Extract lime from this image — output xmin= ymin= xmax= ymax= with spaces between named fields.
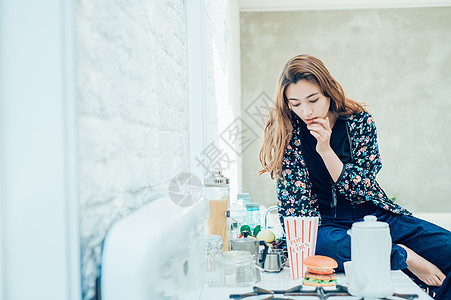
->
xmin=253 ymin=225 xmax=261 ymax=237
xmin=240 ymin=224 xmax=251 ymax=235
xmin=256 ymin=229 xmax=276 ymax=243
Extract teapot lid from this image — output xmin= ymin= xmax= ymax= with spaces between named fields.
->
xmin=352 ymin=215 xmax=388 ymax=229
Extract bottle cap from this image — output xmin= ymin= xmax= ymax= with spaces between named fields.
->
xmin=237 ymin=193 xmax=250 ymax=199
xmin=245 ymin=203 xmax=259 ymax=210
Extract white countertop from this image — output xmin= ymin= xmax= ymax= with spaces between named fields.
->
xmin=198 ymin=267 xmax=433 ymax=299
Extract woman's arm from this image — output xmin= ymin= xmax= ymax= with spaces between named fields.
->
xmin=306 ymin=116 xmax=343 ymax=182
xmin=334 ymin=113 xmax=383 ymax=200
xmin=318 ymin=149 xmax=343 ymax=182
xmin=307 ymin=112 xmax=383 ymax=201
xmin=277 ymin=130 xmax=320 ymax=227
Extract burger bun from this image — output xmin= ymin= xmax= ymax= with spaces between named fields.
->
xmin=303 ymin=255 xmax=338 ymax=272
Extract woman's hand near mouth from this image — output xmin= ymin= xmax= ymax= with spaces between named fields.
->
xmin=307 ymin=117 xmax=332 ymax=154
xmin=305 ymin=117 xmax=317 ymax=124
xmin=307 ymin=116 xmax=343 ymax=182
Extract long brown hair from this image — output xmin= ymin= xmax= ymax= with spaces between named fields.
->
xmin=259 ymin=54 xmax=367 ymax=179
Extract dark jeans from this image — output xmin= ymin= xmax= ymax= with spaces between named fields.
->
xmin=316 ymin=201 xmax=451 ymax=299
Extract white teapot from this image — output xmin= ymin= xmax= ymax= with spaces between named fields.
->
xmin=347 ymin=215 xmax=393 ymax=298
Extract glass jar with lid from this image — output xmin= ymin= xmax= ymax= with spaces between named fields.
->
xmin=223 ymin=250 xmax=260 ymax=287
xmin=204 ymin=170 xmax=230 ymax=251
xmin=204 ymin=235 xmax=225 ymax=287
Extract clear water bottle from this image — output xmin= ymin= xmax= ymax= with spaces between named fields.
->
xmin=229 ymin=222 xmax=239 ymax=240
xmin=236 ymin=193 xmax=251 ymax=207
xmin=245 ymin=202 xmax=261 ymax=232
xmin=230 ymin=193 xmax=249 ymax=228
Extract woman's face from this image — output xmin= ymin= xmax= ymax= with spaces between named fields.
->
xmin=285 ymin=79 xmax=332 ymax=125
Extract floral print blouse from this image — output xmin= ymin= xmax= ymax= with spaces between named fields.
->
xmin=277 ymin=111 xmax=411 ymax=224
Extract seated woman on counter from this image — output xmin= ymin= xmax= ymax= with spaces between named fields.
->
xmin=259 ymin=54 xmax=451 ymax=299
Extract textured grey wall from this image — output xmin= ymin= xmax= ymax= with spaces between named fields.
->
xmin=241 ymin=7 xmax=451 ymax=213
xmin=76 ymin=0 xmax=240 ymax=299
xmin=76 ymin=1 xmax=189 ymax=298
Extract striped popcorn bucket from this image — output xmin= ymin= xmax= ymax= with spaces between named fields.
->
xmin=283 ymin=216 xmax=319 ymax=280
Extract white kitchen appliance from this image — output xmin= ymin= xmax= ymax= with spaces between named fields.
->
xmin=101 ymin=196 xmax=208 ymax=300
xmin=347 ymin=215 xmax=393 ymax=298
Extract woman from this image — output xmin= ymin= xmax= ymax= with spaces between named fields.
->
xmin=259 ymin=54 xmax=451 ymax=298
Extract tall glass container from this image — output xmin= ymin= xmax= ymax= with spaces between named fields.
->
xmin=204 ymin=235 xmax=225 ymax=286
xmin=204 ymin=170 xmax=230 ymax=251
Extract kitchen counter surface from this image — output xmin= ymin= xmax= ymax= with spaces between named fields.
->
xmin=199 ymin=267 xmax=433 ymax=299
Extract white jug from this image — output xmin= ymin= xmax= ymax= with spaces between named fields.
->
xmin=347 ymin=215 xmax=393 ymax=298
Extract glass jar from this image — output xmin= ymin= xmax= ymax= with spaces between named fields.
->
xmin=224 ymin=251 xmax=259 ymax=287
xmin=204 ymin=235 xmax=225 ymax=287
xmin=245 ymin=202 xmax=261 ymax=232
xmin=204 ymin=170 xmax=230 ymax=251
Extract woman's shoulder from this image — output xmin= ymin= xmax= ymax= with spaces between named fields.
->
xmin=290 ymin=111 xmax=303 ymax=127
xmin=347 ymin=110 xmax=371 ymax=121
xmin=346 ymin=111 xmax=376 ymax=127
xmin=344 ymin=111 xmax=378 ymax=137
xmin=290 ymin=111 xmax=304 ymax=136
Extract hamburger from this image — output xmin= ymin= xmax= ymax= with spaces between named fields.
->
xmin=302 ymin=255 xmax=338 ymax=287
